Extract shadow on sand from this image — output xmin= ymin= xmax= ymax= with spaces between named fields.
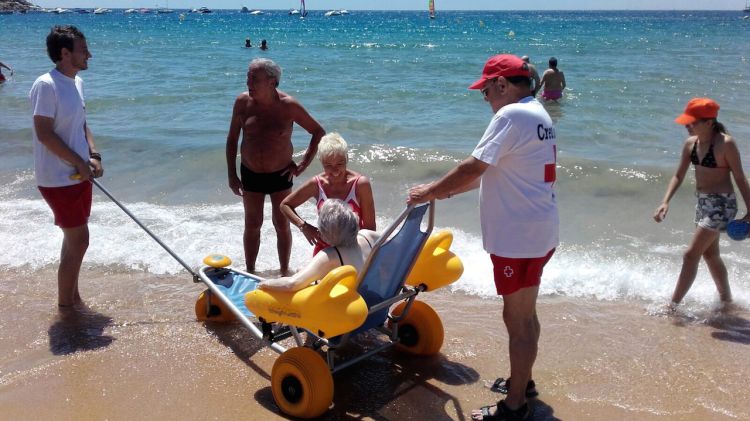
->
xmin=254 ymin=337 xmax=480 ymax=420
xmin=203 ymin=321 xmax=272 ymax=380
xmin=527 ymin=399 xmax=561 ymax=421
xmin=205 ymin=320 xmax=481 ymax=419
xmin=48 ymin=307 xmax=115 ymax=355
xmin=667 ymin=305 xmax=750 ymax=345
xmin=480 ymin=380 xmax=560 ymax=421
xmin=203 ymin=320 xmax=564 ymax=419
xmin=708 ymin=313 xmax=750 ymax=345
xmin=328 ymin=350 xmax=479 ymax=420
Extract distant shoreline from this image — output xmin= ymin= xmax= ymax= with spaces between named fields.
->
xmin=0 ymin=0 xmax=37 ymax=12
xmin=2 ymin=7 xmax=747 ymax=12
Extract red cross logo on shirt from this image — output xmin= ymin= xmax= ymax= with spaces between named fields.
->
xmin=504 ymin=266 xmax=514 ymax=278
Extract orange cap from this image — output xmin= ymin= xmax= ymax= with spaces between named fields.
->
xmin=674 ymin=98 xmax=720 ymax=125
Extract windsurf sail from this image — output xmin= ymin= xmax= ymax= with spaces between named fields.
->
xmin=301 ymin=0 xmax=307 ymax=17
xmin=428 ymin=0 xmax=435 ymax=19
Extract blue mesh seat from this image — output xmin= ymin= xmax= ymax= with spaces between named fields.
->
xmin=335 ymin=203 xmax=430 ymax=339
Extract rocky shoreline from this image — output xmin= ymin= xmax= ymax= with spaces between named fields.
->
xmin=0 ymin=0 xmax=37 ymax=12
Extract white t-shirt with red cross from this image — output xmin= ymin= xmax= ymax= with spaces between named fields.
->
xmin=471 ymin=96 xmax=559 ymax=258
xmin=29 ymin=68 xmax=89 ymax=187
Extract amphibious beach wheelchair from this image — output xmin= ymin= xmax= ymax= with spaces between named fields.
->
xmin=195 ymin=202 xmax=463 ymax=418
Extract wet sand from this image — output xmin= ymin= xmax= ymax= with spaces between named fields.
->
xmin=1 ymin=267 xmax=748 ymax=420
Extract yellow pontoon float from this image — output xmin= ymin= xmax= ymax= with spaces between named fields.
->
xmin=89 ymin=178 xmax=463 ymax=419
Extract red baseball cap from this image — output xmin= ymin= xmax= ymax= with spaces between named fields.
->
xmin=674 ymin=98 xmax=720 ymax=125
xmin=468 ymin=54 xmax=531 ymax=90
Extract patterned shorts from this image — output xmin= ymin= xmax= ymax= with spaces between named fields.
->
xmin=694 ymin=192 xmax=737 ymax=231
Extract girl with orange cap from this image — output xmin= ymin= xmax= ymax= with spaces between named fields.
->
xmin=654 ymin=98 xmax=750 ymax=308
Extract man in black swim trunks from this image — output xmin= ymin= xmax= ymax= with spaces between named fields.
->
xmin=226 ymin=58 xmax=325 ymax=275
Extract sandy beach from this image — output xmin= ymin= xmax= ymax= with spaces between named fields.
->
xmin=1 ymin=267 xmax=748 ymax=420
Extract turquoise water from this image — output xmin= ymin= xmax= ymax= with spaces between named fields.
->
xmin=1 ymin=10 xmax=749 ymax=307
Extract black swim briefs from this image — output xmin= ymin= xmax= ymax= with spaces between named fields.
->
xmin=240 ymin=163 xmax=293 ymax=194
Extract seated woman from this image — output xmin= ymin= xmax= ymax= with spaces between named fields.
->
xmin=259 ymin=199 xmax=379 ymax=292
xmin=281 ymin=132 xmax=376 ymax=255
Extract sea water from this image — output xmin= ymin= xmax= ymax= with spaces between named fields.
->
xmin=1 ymin=10 xmax=749 ymax=308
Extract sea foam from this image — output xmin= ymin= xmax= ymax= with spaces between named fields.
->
xmin=2 ymin=178 xmax=747 ymax=310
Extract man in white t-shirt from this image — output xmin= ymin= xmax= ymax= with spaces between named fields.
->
xmin=29 ymin=25 xmax=102 ymax=310
xmin=408 ymin=54 xmax=558 ymax=421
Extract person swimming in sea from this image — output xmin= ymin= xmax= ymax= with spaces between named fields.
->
xmin=0 ymin=61 xmax=13 ymax=83
xmin=260 ymin=39 xmax=268 ymax=51
xmin=245 ymin=38 xmax=252 ymax=48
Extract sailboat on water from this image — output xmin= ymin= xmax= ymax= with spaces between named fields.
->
xmin=290 ymin=0 xmax=308 ymax=17
xmin=156 ymin=0 xmax=174 ymax=14
xmin=429 ymin=0 xmax=435 ymax=19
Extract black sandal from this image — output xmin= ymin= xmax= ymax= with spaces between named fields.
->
xmin=491 ymin=377 xmax=538 ymax=398
xmin=474 ymin=400 xmax=531 ymax=421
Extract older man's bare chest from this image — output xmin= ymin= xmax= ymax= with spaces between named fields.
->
xmin=242 ymin=105 xmax=294 ymax=141
xmin=238 ymin=101 xmax=296 ymax=171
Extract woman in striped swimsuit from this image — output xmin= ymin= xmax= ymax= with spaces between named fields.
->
xmin=281 ymin=132 xmax=376 ymax=255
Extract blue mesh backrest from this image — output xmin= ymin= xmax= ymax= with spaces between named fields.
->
xmin=353 ymin=204 xmax=429 ymax=332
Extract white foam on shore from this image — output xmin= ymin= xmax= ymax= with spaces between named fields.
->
xmin=449 ymin=233 xmax=750 ymax=310
xmin=0 ymin=195 xmax=320 ymax=276
xmin=1 ymin=174 xmax=747 ymax=310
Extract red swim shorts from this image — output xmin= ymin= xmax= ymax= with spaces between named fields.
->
xmin=38 ymin=181 xmax=93 ymax=228
xmin=491 ymin=248 xmax=555 ymax=296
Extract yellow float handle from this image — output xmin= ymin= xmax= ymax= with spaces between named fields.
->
xmin=315 ymin=265 xmax=358 ymax=296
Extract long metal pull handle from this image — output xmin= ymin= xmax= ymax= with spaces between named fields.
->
xmin=89 ymin=178 xmax=197 ymax=277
